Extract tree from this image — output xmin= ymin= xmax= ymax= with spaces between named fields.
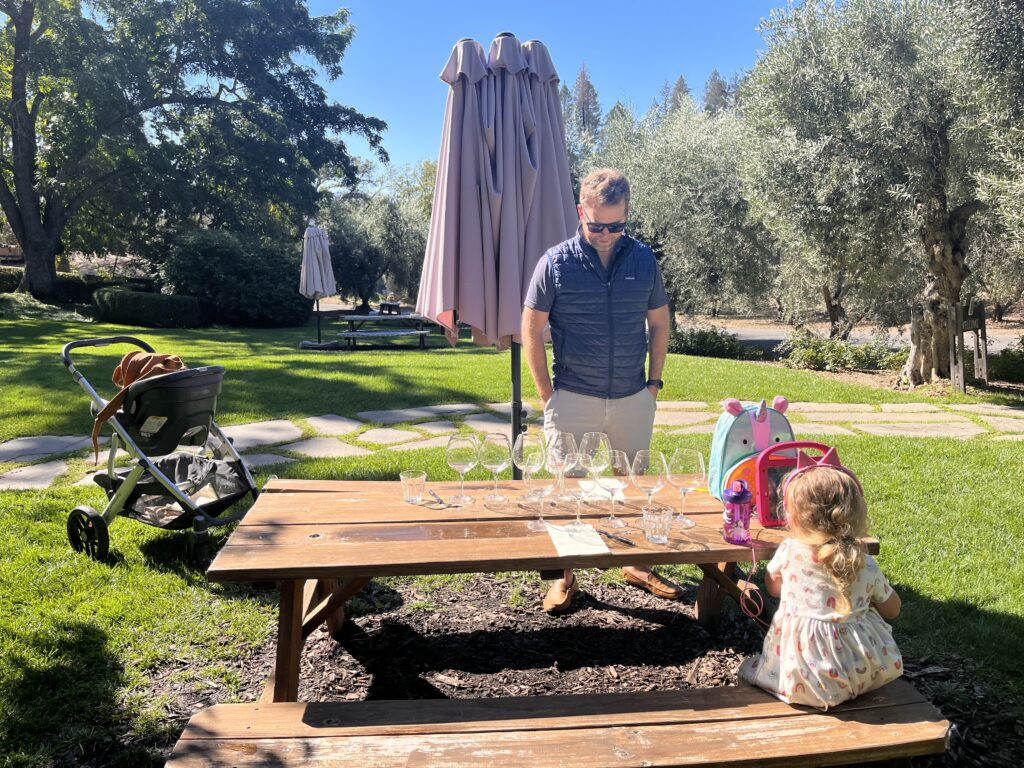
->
xmin=564 ymin=63 xmax=602 ymax=184
xmin=0 ymin=0 xmax=385 ymax=299
xmin=741 ymin=0 xmax=987 ymax=379
xmin=702 ymin=69 xmax=729 ymax=116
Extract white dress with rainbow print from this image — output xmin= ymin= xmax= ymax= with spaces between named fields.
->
xmin=739 ymin=538 xmax=903 ymax=709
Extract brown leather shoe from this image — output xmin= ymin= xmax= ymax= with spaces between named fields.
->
xmin=542 ymin=575 xmax=579 ymax=614
xmin=622 ymin=569 xmax=683 ymax=600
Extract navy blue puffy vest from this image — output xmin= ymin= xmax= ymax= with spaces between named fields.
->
xmin=546 ymin=234 xmax=658 ymax=398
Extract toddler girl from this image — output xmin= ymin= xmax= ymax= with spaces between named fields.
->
xmin=739 ymin=457 xmax=902 ymax=709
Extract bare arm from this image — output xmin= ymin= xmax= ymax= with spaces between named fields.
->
xmin=522 ymin=306 xmax=553 ymax=404
xmin=873 ymin=589 xmax=901 ymax=620
xmin=646 ymin=304 xmax=670 ymax=398
xmin=764 ymin=569 xmax=782 ymax=598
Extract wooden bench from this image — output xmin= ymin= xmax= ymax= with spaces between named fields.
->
xmin=338 ymin=328 xmax=429 ymax=349
xmin=166 ymin=679 xmax=948 ymax=767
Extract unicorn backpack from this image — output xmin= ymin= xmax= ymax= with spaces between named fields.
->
xmin=707 ymin=396 xmax=795 ymax=500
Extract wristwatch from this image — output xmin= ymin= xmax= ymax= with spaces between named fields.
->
xmin=646 ymin=378 xmax=664 ymax=390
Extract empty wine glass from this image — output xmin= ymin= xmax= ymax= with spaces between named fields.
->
xmin=563 ymin=453 xmax=592 ymax=533
xmin=445 ymin=434 xmax=479 ymax=507
xmin=546 ymin=431 xmax=578 ymax=502
xmin=631 ymin=449 xmax=667 ymax=513
xmin=666 ymin=447 xmax=706 ymax=529
xmin=578 ymin=431 xmax=611 ymax=501
xmin=597 ymin=449 xmax=630 ymax=529
xmin=479 ymin=432 xmax=512 ymax=504
xmin=513 ymin=432 xmax=546 ymax=505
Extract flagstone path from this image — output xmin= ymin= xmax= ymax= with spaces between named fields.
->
xmin=2 ymin=400 xmax=1023 ymax=490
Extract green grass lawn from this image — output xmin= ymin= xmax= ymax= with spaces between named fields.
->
xmin=1 ymin=313 xmax=1023 ymax=766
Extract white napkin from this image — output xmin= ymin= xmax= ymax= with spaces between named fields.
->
xmin=545 ymin=522 xmax=610 ymax=556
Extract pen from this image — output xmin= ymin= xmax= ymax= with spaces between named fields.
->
xmin=597 ymin=528 xmax=636 ymax=547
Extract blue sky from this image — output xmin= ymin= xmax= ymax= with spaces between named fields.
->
xmin=308 ymin=1 xmax=781 ymax=170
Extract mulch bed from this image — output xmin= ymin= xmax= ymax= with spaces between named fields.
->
xmin=154 ymin=571 xmax=1023 ymax=767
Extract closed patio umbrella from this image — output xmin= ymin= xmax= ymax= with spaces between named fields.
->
xmin=416 ymin=33 xmax=576 ymax=457
xmin=299 ymin=219 xmax=336 ymax=344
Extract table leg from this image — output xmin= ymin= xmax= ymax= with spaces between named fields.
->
xmin=695 ymin=562 xmax=736 ymax=627
xmin=271 ymin=579 xmax=304 ymax=702
xmin=301 ymin=576 xmax=372 ymax=641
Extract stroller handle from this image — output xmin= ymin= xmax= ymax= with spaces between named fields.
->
xmin=61 ymin=336 xmax=156 ymax=368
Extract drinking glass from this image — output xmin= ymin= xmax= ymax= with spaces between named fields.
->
xmin=546 ymin=431 xmax=578 ymax=502
xmin=564 ymin=453 xmax=593 ymax=533
xmin=445 ymin=434 xmax=479 ymax=507
xmin=479 ymin=432 xmax=512 ymax=503
xmin=597 ymin=449 xmax=630 ymax=528
xmin=578 ymin=431 xmax=611 ymax=500
xmin=513 ymin=432 xmax=546 ymax=504
xmin=665 ymin=448 xmax=706 ymax=529
xmin=630 ymin=449 xmax=667 ymax=513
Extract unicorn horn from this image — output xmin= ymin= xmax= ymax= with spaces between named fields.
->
xmin=754 ymin=399 xmax=768 ymax=423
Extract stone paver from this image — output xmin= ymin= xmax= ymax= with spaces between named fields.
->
xmin=978 ymin=416 xmax=1024 ymax=433
xmin=357 ymin=428 xmax=419 ymax=445
xmin=221 ymin=420 xmax=303 ymax=451
xmin=242 ymin=453 xmax=297 ymax=468
xmin=653 ymin=411 xmax=717 ymax=427
xmin=852 ymin=422 xmax=987 ymax=439
xmin=389 ymin=435 xmax=454 ymax=452
xmin=947 ymin=404 xmax=1024 ymax=417
xmin=306 ymin=414 xmax=363 ymax=435
xmin=879 ymin=403 xmax=941 ymax=413
xmin=281 ymin=438 xmax=371 ymax=458
xmin=0 ymin=435 xmax=93 ymax=462
xmin=0 ymin=460 xmax=68 ymax=490
xmin=792 ymin=424 xmax=855 ymax=436
xmin=462 ymin=413 xmax=512 ymax=439
xmin=357 ymin=404 xmax=480 ymax=424
xmin=487 ymin=402 xmax=536 ymax=418
xmin=993 ymin=434 xmax=1024 ymax=442
xmin=788 ymin=402 xmax=875 ymax=412
xmin=802 ymin=412 xmax=967 ymax=423
xmin=664 ymin=424 xmax=717 ymax=435
xmin=417 ymin=420 xmax=457 ymax=434
xmin=657 ymin=400 xmax=710 ymax=410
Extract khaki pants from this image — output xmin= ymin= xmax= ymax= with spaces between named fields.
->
xmin=542 ymin=387 xmax=657 ymax=463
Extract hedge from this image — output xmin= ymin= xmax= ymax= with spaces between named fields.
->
xmin=0 ymin=266 xmax=20 ymax=293
xmin=92 ymin=287 xmax=202 ymax=328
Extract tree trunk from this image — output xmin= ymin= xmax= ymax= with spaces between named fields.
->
xmin=18 ymin=238 xmax=58 ymax=297
xmin=821 ymin=282 xmax=850 ymax=340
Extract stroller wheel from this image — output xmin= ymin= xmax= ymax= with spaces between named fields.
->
xmin=67 ymin=506 xmax=109 ymax=560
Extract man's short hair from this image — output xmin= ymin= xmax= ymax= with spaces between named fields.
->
xmin=579 ymin=168 xmax=630 ymax=209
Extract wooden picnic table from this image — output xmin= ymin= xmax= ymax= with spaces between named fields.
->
xmin=206 ymin=477 xmax=880 ymax=704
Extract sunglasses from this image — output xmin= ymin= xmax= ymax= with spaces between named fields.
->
xmin=580 ymin=207 xmax=627 ymax=234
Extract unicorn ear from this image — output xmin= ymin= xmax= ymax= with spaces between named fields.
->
xmin=722 ymin=398 xmax=744 ymax=416
xmin=795 ymin=451 xmax=817 ymax=470
xmin=817 ymin=447 xmax=844 ymax=468
xmin=772 ymin=396 xmax=789 ymax=414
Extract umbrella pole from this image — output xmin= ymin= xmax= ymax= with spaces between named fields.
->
xmin=512 ymin=341 xmax=523 ymax=479
xmin=316 ymin=298 xmax=322 ymax=344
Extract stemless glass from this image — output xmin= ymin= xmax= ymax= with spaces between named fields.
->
xmin=666 ymin=448 xmax=706 ymax=529
xmin=513 ymin=432 xmax=546 ymax=505
xmin=630 ymin=449 xmax=667 ymax=513
xmin=546 ymin=431 xmax=578 ymax=502
xmin=445 ymin=434 xmax=479 ymax=507
xmin=597 ymin=449 xmax=630 ymax=528
xmin=578 ymin=431 xmax=611 ymax=500
xmin=479 ymin=432 xmax=512 ymax=504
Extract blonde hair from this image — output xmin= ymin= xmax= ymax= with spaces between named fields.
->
xmin=784 ymin=467 xmax=868 ymax=613
xmin=580 ymin=168 xmax=630 ymax=209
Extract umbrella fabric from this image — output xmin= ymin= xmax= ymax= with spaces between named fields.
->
xmin=417 ymin=34 xmax=575 ymax=350
xmin=299 ymin=224 xmax=335 ymax=300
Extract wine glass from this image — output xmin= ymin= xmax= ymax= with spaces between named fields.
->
xmin=597 ymin=449 xmax=630 ymax=529
xmin=578 ymin=432 xmax=611 ymax=501
xmin=513 ymin=432 xmax=546 ymax=505
xmin=546 ymin=431 xmax=578 ymax=502
xmin=479 ymin=433 xmax=512 ymax=504
xmin=445 ymin=434 xmax=479 ymax=507
xmin=563 ymin=453 xmax=592 ymax=533
xmin=630 ymin=449 xmax=667 ymax=513
xmin=666 ymin=447 xmax=706 ymax=529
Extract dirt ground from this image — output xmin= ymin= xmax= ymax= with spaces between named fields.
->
xmin=150 ymin=572 xmax=1022 ymax=768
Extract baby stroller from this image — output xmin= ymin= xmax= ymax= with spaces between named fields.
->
xmin=62 ymin=336 xmax=259 ymax=560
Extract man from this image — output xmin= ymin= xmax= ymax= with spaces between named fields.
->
xmin=522 ymin=167 xmax=679 ymax=614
